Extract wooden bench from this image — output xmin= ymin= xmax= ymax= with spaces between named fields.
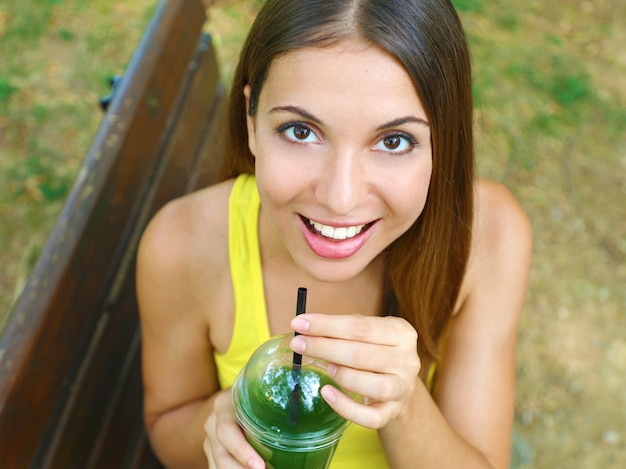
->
xmin=0 ymin=0 xmax=225 ymax=466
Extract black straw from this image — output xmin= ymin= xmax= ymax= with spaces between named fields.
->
xmin=292 ymin=287 xmax=307 ymax=368
xmin=289 ymin=287 xmax=307 ymax=425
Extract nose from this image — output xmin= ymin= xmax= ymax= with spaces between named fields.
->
xmin=315 ymin=147 xmax=368 ymax=216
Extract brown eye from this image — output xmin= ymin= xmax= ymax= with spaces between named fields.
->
xmin=383 ymin=136 xmax=401 ymax=149
xmin=293 ymin=126 xmax=310 ymax=140
xmin=276 ymin=122 xmax=319 ymax=144
xmin=373 ymin=132 xmax=417 ymax=155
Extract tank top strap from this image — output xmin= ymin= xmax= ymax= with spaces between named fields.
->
xmin=214 ymin=174 xmax=271 ymax=389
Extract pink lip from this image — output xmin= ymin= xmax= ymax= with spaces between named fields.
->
xmin=298 ymin=216 xmax=377 ymax=260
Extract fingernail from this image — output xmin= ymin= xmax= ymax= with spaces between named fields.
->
xmin=327 ymin=363 xmax=337 ymax=377
xmin=248 ymin=458 xmax=264 ymax=469
xmin=290 ymin=336 xmax=306 ymax=353
xmin=291 ymin=316 xmax=310 ymax=332
xmin=321 ymin=385 xmax=336 ymax=403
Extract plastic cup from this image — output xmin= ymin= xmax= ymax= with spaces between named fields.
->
xmin=232 ymin=334 xmax=350 ymax=469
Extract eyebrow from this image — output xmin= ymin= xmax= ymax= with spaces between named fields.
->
xmin=269 ymin=105 xmax=322 ymax=124
xmin=376 ymin=116 xmax=430 ymax=129
xmin=269 ymin=105 xmax=430 ymax=128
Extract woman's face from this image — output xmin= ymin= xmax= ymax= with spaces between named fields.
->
xmin=245 ymin=40 xmax=432 ymax=283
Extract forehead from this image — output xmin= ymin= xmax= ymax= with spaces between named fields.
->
xmin=259 ymin=41 xmax=427 ymax=122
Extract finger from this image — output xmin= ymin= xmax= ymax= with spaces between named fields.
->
xmin=208 ymin=433 xmax=265 ymax=469
xmin=205 ymin=417 xmax=244 ymax=469
xmin=320 ymin=384 xmax=398 ymax=430
xmin=291 ymin=314 xmax=417 ymax=346
xmin=209 ymin=442 xmax=249 ymax=468
xmin=215 ymin=419 xmax=265 ymax=469
xmin=203 ymin=437 xmax=216 ymax=469
xmin=205 ymin=400 xmax=266 ymax=469
xmin=205 ymin=437 xmax=245 ymax=469
xmin=290 ymin=335 xmax=392 ymax=372
xmin=204 ymin=434 xmax=243 ymax=468
xmin=329 ymin=364 xmax=408 ymax=403
xmin=290 ymin=335 xmax=419 ymax=376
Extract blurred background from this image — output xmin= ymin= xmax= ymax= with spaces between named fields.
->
xmin=0 ymin=0 xmax=624 ymax=467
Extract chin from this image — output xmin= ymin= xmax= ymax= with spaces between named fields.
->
xmin=295 ymin=255 xmax=377 ymax=285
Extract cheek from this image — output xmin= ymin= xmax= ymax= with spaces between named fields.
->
xmin=255 ymin=159 xmax=302 ymax=209
xmin=253 ymin=134 xmax=314 ymax=200
xmin=391 ymin=162 xmax=432 ymax=219
xmin=416 ymin=164 xmax=433 ymax=204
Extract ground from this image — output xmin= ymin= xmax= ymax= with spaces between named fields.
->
xmin=0 ymin=1 xmax=624 ymax=467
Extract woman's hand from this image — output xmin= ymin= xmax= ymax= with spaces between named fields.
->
xmin=289 ymin=313 xmax=421 ymax=429
xmin=203 ymin=389 xmax=265 ymax=469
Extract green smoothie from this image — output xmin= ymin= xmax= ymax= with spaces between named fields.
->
xmin=233 ymin=335 xmax=350 ymax=469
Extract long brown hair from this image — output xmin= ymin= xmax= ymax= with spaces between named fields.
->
xmin=220 ymin=0 xmax=474 ymax=362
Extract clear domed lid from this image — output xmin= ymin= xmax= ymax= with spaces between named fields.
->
xmin=232 ymin=334 xmax=350 ymax=449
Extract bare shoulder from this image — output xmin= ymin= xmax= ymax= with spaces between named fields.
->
xmin=473 ymin=178 xmax=532 ymax=259
xmin=138 ymin=179 xmax=235 ymax=277
xmin=137 ymin=179 xmax=236 ymax=327
xmin=137 ymin=180 xmax=237 ymax=428
xmin=456 ymin=178 xmax=533 ymax=327
xmin=436 ymin=185 xmax=533 ymax=469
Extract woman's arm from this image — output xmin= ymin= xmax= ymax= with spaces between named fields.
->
xmin=137 ymin=184 xmax=265 ymax=469
xmin=137 ymin=197 xmax=220 ymax=468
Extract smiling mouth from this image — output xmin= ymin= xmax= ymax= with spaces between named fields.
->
xmin=301 ymin=216 xmax=374 ymax=241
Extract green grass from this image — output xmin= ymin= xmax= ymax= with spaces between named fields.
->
xmin=466 ymin=5 xmax=625 ymax=176
xmin=0 ymin=0 xmax=154 ymax=326
xmin=452 ymin=0 xmax=485 ymax=12
xmin=0 ymin=77 xmax=18 ymax=103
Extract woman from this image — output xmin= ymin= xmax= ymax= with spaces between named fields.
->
xmin=136 ymin=0 xmax=532 ymax=468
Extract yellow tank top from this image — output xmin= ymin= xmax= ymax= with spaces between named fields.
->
xmin=214 ymin=173 xmax=389 ymax=469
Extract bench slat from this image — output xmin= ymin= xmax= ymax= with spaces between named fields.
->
xmin=0 ymin=0 xmax=224 ymax=466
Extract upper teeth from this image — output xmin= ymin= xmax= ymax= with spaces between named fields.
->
xmin=310 ymin=220 xmax=365 ymax=240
